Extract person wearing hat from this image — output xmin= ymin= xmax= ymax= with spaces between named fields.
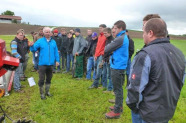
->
xmin=85 ymin=32 xmax=98 ymax=80
xmin=52 ymin=29 xmax=62 ymax=73
xmin=88 ymin=24 xmax=107 ymax=89
xmin=72 ymin=28 xmax=86 ymax=79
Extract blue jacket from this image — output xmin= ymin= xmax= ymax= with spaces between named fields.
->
xmin=104 ymin=30 xmax=129 ymax=69
xmin=30 ymin=37 xmax=60 ymax=66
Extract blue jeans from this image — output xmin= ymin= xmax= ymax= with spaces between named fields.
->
xmin=13 ymin=63 xmax=22 ymax=90
xmin=92 ymin=56 xmax=103 ymax=87
xmin=131 ymin=111 xmax=168 ymax=123
xmin=126 ymin=58 xmax=131 ymax=86
xmin=61 ymin=53 xmax=66 ymax=70
xmin=53 ymin=52 xmax=61 ymax=71
xmin=101 ymin=62 xmax=113 ymax=90
xmin=66 ymin=53 xmax=74 ymax=72
xmin=86 ymin=56 xmax=96 ymax=80
xmin=126 ymin=58 xmax=131 ymax=75
xmin=101 ymin=62 xmax=107 ymax=88
xmin=106 ymin=63 xmax=113 ymax=91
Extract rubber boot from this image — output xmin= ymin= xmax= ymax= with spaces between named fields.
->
xmin=45 ymin=84 xmax=53 ymax=97
xmin=39 ymin=86 xmax=46 ymax=100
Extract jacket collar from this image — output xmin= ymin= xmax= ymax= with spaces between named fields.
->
xmin=44 ymin=36 xmax=52 ymax=42
xmin=100 ymin=32 xmax=104 ymax=36
xmin=146 ymin=38 xmax=170 ymax=47
xmin=116 ymin=30 xmax=126 ymax=37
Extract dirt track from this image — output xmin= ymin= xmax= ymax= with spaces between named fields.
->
xmin=0 ymin=23 xmax=186 ymax=40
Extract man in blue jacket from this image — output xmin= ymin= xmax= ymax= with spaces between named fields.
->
xmin=30 ymin=27 xmax=60 ymax=100
xmin=104 ymin=20 xmax=129 ymax=119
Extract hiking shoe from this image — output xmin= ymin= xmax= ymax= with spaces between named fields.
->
xmin=103 ymin=90 xmax=112 ymax=93
xmin=109 ymin=106 xmax=123 ymax=112
xmin=105 ymin=111 xmax=120 ymax=119
xmin=41 ymin=95 xmax=46 ymax=100
xmin=20 ymin=77 xmax=25 ymax=81
xmin=108 ymin=99 xmax=115 ymax=104
xmin=31 ymin=69 xmax=37 ymax=72
xmin=15 ymin=89 xmax=24 ymax=93
xmin=88 ymin=85 xmax=98 ymax=89
xmin=98 ymin=86 xmax=103 ymax=89
xmin=102 ymin=87 xmax=107 ymax=91
xmin=20 ymin=85 xmax=26 ymax=88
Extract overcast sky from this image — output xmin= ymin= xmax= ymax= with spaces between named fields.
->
xmin=0 ymin=0 xmax=186 ymax=35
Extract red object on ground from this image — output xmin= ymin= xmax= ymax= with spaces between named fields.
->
xmin=0 ymin=39 xmax=19 ymax=77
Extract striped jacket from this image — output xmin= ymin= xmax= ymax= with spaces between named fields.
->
xmin=11 ymin=37 xmax=26 ymax=63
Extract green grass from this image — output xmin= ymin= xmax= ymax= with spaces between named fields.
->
xmin=0 ymin=35 xmax=186 ymax=123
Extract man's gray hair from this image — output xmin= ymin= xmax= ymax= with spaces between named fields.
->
xmin=43 ymin=27 xmax=52 ymax=33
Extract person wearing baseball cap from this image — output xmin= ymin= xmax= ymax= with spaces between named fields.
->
xmin=85 ymin=32 xmax=98 ymax=80
xmin=72 ymin=28 xmax=86 ymax=79
xmin=52 ymin=29 xmax=62 ymax=73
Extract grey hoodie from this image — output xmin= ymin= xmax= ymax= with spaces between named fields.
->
xmin=72 ymin=35 xmax=86 ymax=56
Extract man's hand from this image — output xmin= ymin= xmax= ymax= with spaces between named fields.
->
xmin=29 ymin=41 xmax=34 ymax=46
xmin=94 ymin=56 xmax=97 ymax=61
xmin=75 ymin=52 xmax=79 ymax=56
xmin=56 ymin=62 xmax=60 ymax=66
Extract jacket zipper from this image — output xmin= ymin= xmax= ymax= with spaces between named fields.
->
xmin=48 ymin=42 xmax=50 ymax=65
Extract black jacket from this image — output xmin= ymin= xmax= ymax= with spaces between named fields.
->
xmin=85 ymin=38 xmax=98 ymax=57
xmin=60 ymin=35 xmax=67 ymax=54
xmin=66 ymin=37 xmax=74 ymax=54
xmin=52 ymin=35 xmax=62 ymax=51
xmin=103 ymin=35 xmax=114 ymax=62
xmin=128 ymin=36 xmax=134 ymax=58
xmin=126 ymin=38 xmax=185 ymax=122
xmin=12 ymin=37 xmax=27 ymax=63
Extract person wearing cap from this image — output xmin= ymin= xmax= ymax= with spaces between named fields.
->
xmin=30 ymin=27 xmax=60 ymax=100
xmin=72 ymin=28 xmax=86 ymax=78
xmin=88 ymin=24 xmax=107 ymax=89
xmin=52 ymin=29 xmax=62 ymax=73
xmin=85 ymin=32 xmax=98 ymax=80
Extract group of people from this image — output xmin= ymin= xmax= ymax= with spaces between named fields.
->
xmin=10 ymin=14 xmax=185 ymax=123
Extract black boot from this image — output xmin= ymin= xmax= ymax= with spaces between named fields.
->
xmin=45 ymin=84 xmax=53 ymax=97
xmin=39 ymin=86 xmax=46 ymax=100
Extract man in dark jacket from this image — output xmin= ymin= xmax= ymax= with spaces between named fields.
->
xmin=102 ymin=28 xmax=114 ymax=91
xmin=126 ymin=30 xmax=134 ymax=86
xmin=104 ymin=20 xmax=129 ymax=119
xmin=66 ymin=32 xmax=74 ymax=73
xmin=60 ymin=28 xmax=67 ymax=71
xmin=11 ymin=29 xmax=30 ymax=92
xmin=126 ymin=18 xmax=185 ymax=123
xmin=52 ymin=29 xmax=62 ymax=73
xmin=85 ymin=32 xmax=98 ymax=80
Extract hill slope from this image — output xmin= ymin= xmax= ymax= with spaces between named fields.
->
xmin=0 ymin=23 xmax=186 ymax=40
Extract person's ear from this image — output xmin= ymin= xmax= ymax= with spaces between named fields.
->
xmin=148 ymin=30 xmax=154 ymax=38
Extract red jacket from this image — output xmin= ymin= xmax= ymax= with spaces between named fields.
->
xmin=94 ymin=32 xmax=106 ymax=57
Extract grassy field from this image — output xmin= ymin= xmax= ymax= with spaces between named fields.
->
xmin=0 ymin=35 xmax=186 ymax=123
